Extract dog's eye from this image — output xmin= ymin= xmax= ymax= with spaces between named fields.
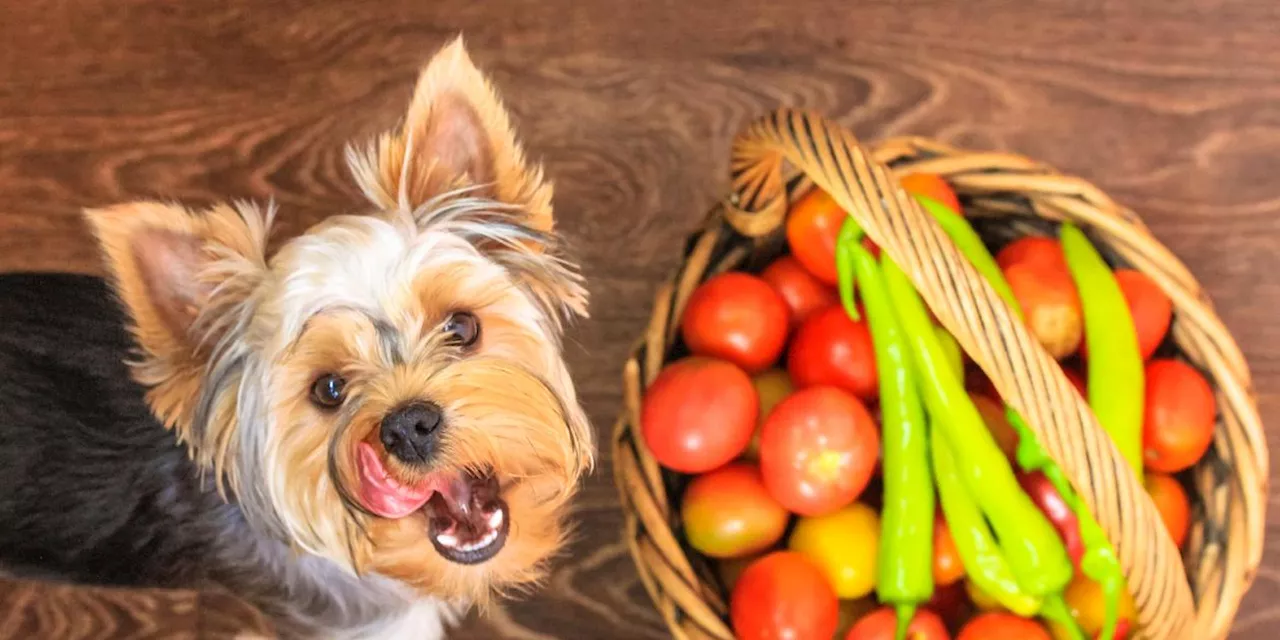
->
xmin=443 ymin=311 xmax=480 ymax=347
xmin=310 ymin=374 xmax=347 ymax=409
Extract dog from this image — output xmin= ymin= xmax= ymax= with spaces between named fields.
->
xmin=0 ymin=37 xmax=593 ymax=639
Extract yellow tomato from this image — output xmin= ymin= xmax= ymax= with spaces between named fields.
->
xmin=787 ymin=502 xmax=879 ymax=598
xmin=743 ymin=369 xmax=792 ymax=460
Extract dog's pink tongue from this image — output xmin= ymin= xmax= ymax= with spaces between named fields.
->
xmin=356 ymin=442 xmax=435 ymax=519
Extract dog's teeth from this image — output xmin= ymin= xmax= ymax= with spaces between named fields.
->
xmin=487 ymin=509 xmax=504 ymax=529
xmin=435 ymin=532 xmax=459 ymax=549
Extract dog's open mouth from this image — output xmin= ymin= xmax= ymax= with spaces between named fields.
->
xmin=356 ymin=442 xmax=510 ymax=565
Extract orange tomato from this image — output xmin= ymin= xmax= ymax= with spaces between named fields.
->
xmin=933 ymin=514 xmax=966 ymax=586
xmin=1004 ymin=262 xmax=1083 ymax=359
xmin=901 ymin=172 xmax=962 ymax=213
xmin=1142 ymin=359 xmax=1216 ymax=473
xmin=996 ymin=236 xmax=1068 ymax=272
xmin=958 ymin=613 xmax=1053 ymax=640
xmin=681 ymin=272 xmax=790 ymax=373
xmin=761 ymin=255 xmax=840 ymax=330
xmin=1145 ymin=472 xmax=1191 ymax=548
xmin=1055 ymin=572 xmax=1137 ymax=639
xmin=786 ymin=189 xmax=846 ymax=284
xmin=682 ymin=463 xmax=790 ymax=559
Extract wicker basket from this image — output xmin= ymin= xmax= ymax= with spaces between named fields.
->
xmin=612 ymin=109 xmax=1267 ymax=640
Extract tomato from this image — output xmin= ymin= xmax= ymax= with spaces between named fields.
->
xmin=786 ymin=188 xmax=846 ymax=285
xmin=788 ymin=502 xmax=880 ymax=599
xmin=761 ymin=255 xmax=840 ymax=330
xmin=1145 ymin=472 xmax=1191 ymax=549
xmin=973 ymin=393 xmax=1019 ymax=460
xmin=958 ymin=613 xmax=1053 ymax=640
xmin=901 ymin=172 xmax=962 ymax=213
xmin=933 ymin=514 xmax=966 ymax=587
xmin=682 ymin=272 xmax=789 ymax=373
xmin=1004 ymin=262 xmax=1083 ymax=359
xmin=927 ymin=581 xmax=973 ymax=630
xmin=743 ymin=369 xmax=793 ymax=461
xmin=837 ymin=598 xmax=883 ymax=640
xmin=1053 ymin=572 xmax=1137 ymax=639
xmin=640 ymin=357 xmax=757 ymax=473
xmin=846 ymin=606 xmax=951 ymax=640
xmin=787 ymin=306 xmax=878 ymax=400
xmin=996 ymin=236 xmax=1068 ymax=272
xmin=1142 ymin=358 xmax=1216 ymax=473
xmin=759 ymin=386 xmax=880 ymax=515
xmin=730 ymin=551 xmax=840 ymax=640
xmin=717 ymin=552 xmax=765 ymax=593
xmin=682 ymin=463 xmax=790 ymax=559
xmin=1081 ymin=269 xmax=1172 ymax=362
xmin=1017 ymin=470 xmax=1085 ymax=568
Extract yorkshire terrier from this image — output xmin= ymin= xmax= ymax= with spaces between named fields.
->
xmin=0 ymin=38 xmax=593 ymax=638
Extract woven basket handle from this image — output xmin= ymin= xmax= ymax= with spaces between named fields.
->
xmin=725 ymin=109 xmax=1195 ymax=639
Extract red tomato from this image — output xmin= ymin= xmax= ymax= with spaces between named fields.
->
xmin=996 ymin=236 xmax=1068 ymax=272
xmin=1088 ymin=269 xmax=1171 ymax=362
xmin=682 ymin=463 xmax=790 ymax=558
xmin=1004 ymin=262 xmax=1083 ymax=359
xmin=1017 ymin=470 xmax=1085 ymax=568
xmin=759 ymin=386 xmax=880 ymax=516
xmin=786 ymin=189 xmax=846 ymax=285
xmin=846 ymin=606 xmax=951 ymax=640
xmin=958 ymin=613 xmax=1053 ymax=640
xmin=682 ymin=272 xmax=789 ymax=373
xmin=933 ymin=514 xmax=966 ymax=587
xmin=1145 ymin=472 xmax=1191 ymax=549
xmin=1142 ymin=358 xmax=1216 ymax=473
xmin=731 ymin=551 xmax=840 ymax=640
xmin=761 ymin=256 xmax=840 ymax=330
xmin=640 ymin=357 xmax=757 ymax=473
xmin=901 ymin=173 xmax=962 ymax=213
xmin=787 ymin=306 xmax=878 ymax=400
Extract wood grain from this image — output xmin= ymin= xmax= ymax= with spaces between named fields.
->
xmin=0 ymin=0 xmax=1275 ymax=637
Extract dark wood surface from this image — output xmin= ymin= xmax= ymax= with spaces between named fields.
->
xmin=1 ymin=1 xmax=1276 ymax=638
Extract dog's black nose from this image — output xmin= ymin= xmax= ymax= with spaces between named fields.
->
xmin=380 ymin=402 xmax=444 ymax=464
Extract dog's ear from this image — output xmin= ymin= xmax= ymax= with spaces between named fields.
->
xmin=347 ymin=36 xmax=554 ymax=236
xmin=83 ymin=201 xmax=270 ymax=426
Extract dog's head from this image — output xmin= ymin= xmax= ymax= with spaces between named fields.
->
xmin=83 ymin=38 xmax=593 ymax=604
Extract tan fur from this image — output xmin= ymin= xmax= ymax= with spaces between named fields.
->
xmin=84 ymin=38 xmax=593 ymax=615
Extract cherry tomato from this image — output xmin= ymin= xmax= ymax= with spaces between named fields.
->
xmin=786 ymin=188 xmax=846 ymax=284
xmin=996 ymin=236 xmax=1068 ymax=272
xmin=1080 ymin=269 xmax=1172 ymax=362
xmin=933 ymin=514 xmax=966 ymax=587
xmin=1142 ymin=358 xmax=1216 ymax=473
xmin=1053 ymin=572 xmax=1137 ymax=639
xmin=731 ymin=551 xmax=840 ymax=640
xmin=682 ymin=272 xmax=789 ymax=373
xmin=901 ymin=172 xmax=962 ymax=213
xmin=958 ymin=613 xmax=1053 ymax=640
xmin=743 ymin=368 xmax=793 ymax=461
xmin=973 ymin=393 xmax=1019 ymax=460
xmin=846 ymin=606 xmax=951 ymax=640
xmin=640 ymin=357 xmax=757 ymax=473
xmin=1018 ymin=470 xmax=1085 ymax=568
xmin=788 ymin=502 xmax=880 ymax=599
xmin=1145 ymin=472 xmax=1191 ymax=549
xmin=682 ymin=463 xmax=790 ymax=559
xmin=787 ymin=306 xmax=878 ymax=400
xmin=759 ymin=386 xmax=880 ymax=515
xmin=761 ymin=255 xmax=840 ymax=330
xmin=1004 ymin=262 xmax=1083 ymax=359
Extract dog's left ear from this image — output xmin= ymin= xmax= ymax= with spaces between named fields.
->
xmin=349 ymin=36 xmax=553 ymax=236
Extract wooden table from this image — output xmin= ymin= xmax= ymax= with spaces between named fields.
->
xmin=0 ymin=1 xmax=1275 ymax=637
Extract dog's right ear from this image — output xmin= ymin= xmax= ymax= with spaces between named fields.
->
xmin=83 ymin=201 xmax=271 ymax=425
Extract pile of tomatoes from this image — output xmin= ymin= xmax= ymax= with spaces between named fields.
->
xmin=640 ymin=174 xmax=1217 ymax=640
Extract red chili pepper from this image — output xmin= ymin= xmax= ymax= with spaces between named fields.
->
xmin=1017 ymin=470 xmax=1085 ymax=569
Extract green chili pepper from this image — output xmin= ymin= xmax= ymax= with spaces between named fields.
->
xmin=1008 ymin=409 xmax=1126 ymax=640
xmin=881 ymin=258 xmax=1074 ymax=598
xmin=930 ymin=423 xmax=1041 ymax=617
xmin=913 ymin=195 xmax=1023 ymax=321
xmin=935 ymin=324 xmax=963 ymax=380
xmin=840 ymin=233 xmax=934 ymax=640
xmin=1059 ymin=222 xmax=1145 ymax=480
